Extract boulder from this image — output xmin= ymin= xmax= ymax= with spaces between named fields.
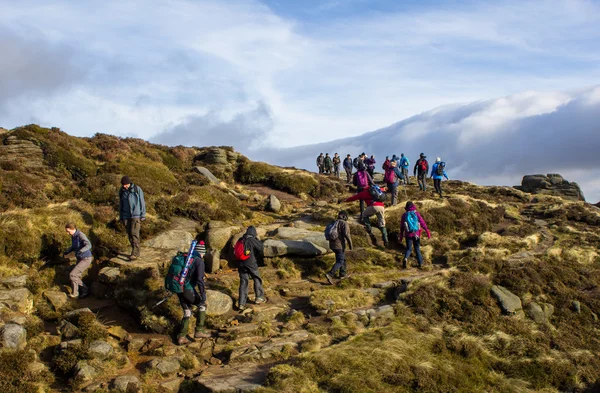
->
xmin=266 ymin=195 xmax=281 ymax=213
xmin=193 ymin=166 xmax=220 ymax=184
xmin=572 ymin=300 xmax=581 ymax=313
xmin=64 ymin=308 xmax=94 ymax=322
xmin=207 ymin=223 xmax=237 ymax=251
xmin=108 ymin=326 xmax=130 ymax=341
xmin=148 ymin=357 xmax=180 ymax=375
xmin=57 ymin=320 xmax=80 ymax=340
xmin=98 ymin=267 xmax=120 ymax=284
xmin=263 ymin=239 xmax=328 ymax=258
xmin=273 ymin=227 xmax=330 ymax=250
xmin=89 ymin=340 xmax=114 ymax=360
xmin=526 ymin=302 xmax=555 ymax=325
xmin=0 ymin=288 xmax=34 ymax=313
xmin=112 ymin=375 xmax=141 ymax=393
xmin=0 ymin=275 xmax=28 ymax=289
xmin=74 ymin=361 xmax=98 ymax=383
xmin=206 ymin=290 xmax=233 ymax=316
xmin=144 ymin=229 xmax=194 ymax=251
xmin=0 ymin=136 xmax=44 ymax=168
xmin=491 ymin=285 xmax=523 ymax=315
xmin=205 ymin=250 xmax=222 ymax=274
xmin=43 ymin=290 xmax=68 ymax=311
xmin=515 ymin=174 xmax=585 ymax=201
xmin=1 ymin=323 xmax=27 ymax=349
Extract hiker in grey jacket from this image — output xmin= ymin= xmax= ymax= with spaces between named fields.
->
xmin=325 ymin=211 xmax=353 ymax=284
xmin=119 ymin=176 xmax=146 ymax=261
xmin=63 ymin=223 xmax=92 ymax=299
xmin=237 ymin=226 xmax=266 ymax=310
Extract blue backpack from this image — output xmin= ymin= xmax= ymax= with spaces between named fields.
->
xmin=405 ymin=211 xmax=421 ymax=234
xmin=368 ymin=185 xmax=388 ymax=202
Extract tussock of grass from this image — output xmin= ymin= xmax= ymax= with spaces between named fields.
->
xmin=0 ymin=349 xmax=54 ymax=393
xmin=310 ymin=288 xmax=374 ymax=313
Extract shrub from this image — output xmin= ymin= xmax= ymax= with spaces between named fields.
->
xmin=0 ymin=349 xmax=54 ymax=393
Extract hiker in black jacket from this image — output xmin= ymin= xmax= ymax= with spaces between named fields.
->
xmin=343 ymin=154 xmax=353 ymax=183
xmin=413 ymin=153 xmax=429 ymax=191
xmin=325 ymin=211 xmax=353 ymax=285
xmin=237 ymin=226 xmax=266 ymax=311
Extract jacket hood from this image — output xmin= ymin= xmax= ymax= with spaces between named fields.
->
xmin=245 ymin=226 xmax=258 ymax=238
xmin=407 ymin=205 xmax=417 ymax=212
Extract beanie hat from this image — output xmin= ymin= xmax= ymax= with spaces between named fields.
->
xmin=436 ymin=157 xmax=441 ymax=162
xmin=121 ymin=176 xmax=131 ymax=185
xmin=405 ymin=201 xmax=415 ymax=210
xmin=195 ymin=241 xmax=206 ymax=256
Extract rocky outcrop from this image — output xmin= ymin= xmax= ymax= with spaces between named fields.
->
xmin=515 ymin=174 xmax=585 ymax=201
xmin=0 ymin=135 xmax=44 ymax=168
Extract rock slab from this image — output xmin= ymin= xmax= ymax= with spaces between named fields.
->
xmin=193 ymin=166 xmax=220 ymax=184
xmin=43 ymin=290 xmax=68 ymax=311
xmin=491 ymin=285 xmax=523 ymax=315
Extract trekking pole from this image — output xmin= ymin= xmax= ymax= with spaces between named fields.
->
xmin=152 ymin=293 xmax=173 ymax=309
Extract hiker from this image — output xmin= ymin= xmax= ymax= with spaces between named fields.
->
xmin=236 ymin=226 xmax=266 ymax=311
xmin=352 ymin=162 xmax=374 ymax=219
xmin=399 ymin=153 xmax=410 ymax=185
xmin=119 ymin=176 xmax=146 ymax=261
xmin=413 ymin=153 xmax=429 ymax=191
xmin=324 ymin=210 xmax=353 ymax=284
xmin=316 ymin=153 xmax=325 ymax=174
xmin=63 ymin=223 xmax=92 ymax=299
xmin=430 ymin=157 xmax=449 ymax=198
xmin=384 ymin=160 xmax=404 ymax=206
xmin=365 ymin=155 xmax=376 ymax=177
xmin=343 ymin=154 xmax=353 ymax=183
xmin=333 ymin=153 xmax=341 ymax=178
xmin=399 ymin=201 xmax=431 ymax=269
xmin=344 ymin=185 xmax=389 ymax=247
xmin=391 ymin=154 xmax=398 ymax=162
xmin=324 ymin=153 xmax=333 ymax=175
xmin=382 ymin=156 xmax=391 ymax=171
xmin=167 ymin=241 xmax=210 ymax=345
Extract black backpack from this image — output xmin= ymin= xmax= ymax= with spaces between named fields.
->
xmin=436 ymin=162 xmax=446 ymax=176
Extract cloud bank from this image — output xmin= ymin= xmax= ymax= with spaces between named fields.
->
xmin=256 ymin=86 xmax=600 ymax=202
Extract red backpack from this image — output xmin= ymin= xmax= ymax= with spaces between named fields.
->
xmin=384 ymin=167 xmax=396 ymax=184
xmin=419 ymin=159 xmax=428 ymax=173
xmin=234 ymin=238 xmax=250 ymax=261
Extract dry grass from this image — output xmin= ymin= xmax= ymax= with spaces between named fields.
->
xmin=310 ymin=288 xmax=375 ymax=313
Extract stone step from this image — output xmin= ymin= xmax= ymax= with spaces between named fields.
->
xmin=195 ymin=364 xmax=271 ymax=393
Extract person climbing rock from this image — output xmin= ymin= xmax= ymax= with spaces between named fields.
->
xmin=399 ymin=201 xmax=431 ymax=269
xmin=343 ymin=154 xmax=354 ymax=183
xmin=352 ymin=162 xmax=374 ymax=219
xmin=365 ymin=155 xmax=376 ymax=177
xmin=119 ymin=176 xmax=146 ymax=261
xmin=430 ymin=157 xmax=449 ymax=198
xmin=316 ymin=153 xmax=325 ymax=174
xmin=333 ymin=153 xmax=341 ymax=178
xmin=324 ymin=153 xmax=333 ymax=175
xmin=236 ymin=226 xmax=266 ymax=311
xmin=399 ymin=153 xmax=410 ymax=185
xmin=63 ymin=223 xmax=92 ymax=299
xmin=413 ymin=153 xmax=429 ymax=191
xmin=324 ymin=211 xmax=353 ymax=285
xmin=384 ymin=160 xmax=404 ymax=206
xmin=166 ymin=241 xmax=210 ymax=345
xmin=344 ymin=185 xmax=389 ymax=247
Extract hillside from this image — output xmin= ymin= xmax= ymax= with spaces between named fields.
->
xmin=1 ymin=125 xmax=599 ymax=393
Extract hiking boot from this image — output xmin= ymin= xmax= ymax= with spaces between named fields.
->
xmin=128 ymin=255 xmax=138 ymax=261
xmin=339 ymin=274 xmax=351 ymax=280
xmin=194 ymin=330 xmax=211 ymax=339
xmin=325 ymin=273 xmax=335 ymax=285
xmin=69 ymin=283 xmax=79 ymax=298
xmin=78 ymin=285 xmax=89 ymax=299
xmin=238 ymin=304 xmax=246 ymax=312
xmin=255 ymin=297 xmax=267 ymax=304
xmin=402 ymin=258 xmax=408 ymax=269
xmin=177 ymin=336 xmax=192 ymax=346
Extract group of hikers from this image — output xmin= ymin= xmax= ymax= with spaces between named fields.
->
xmin=61 ymin=168 xmax=439 ymax=345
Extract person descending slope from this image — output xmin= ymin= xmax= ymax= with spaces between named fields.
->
xmin=324 ymin=153 xmax=333 ymax=175
xmin=384 ymin=160 xmax=404 ymax=206
xmin=324 ymin=210 xmax=353 ymax=285
xmin=343 ymin=154 xmax=353 ymax=183
xmin=413 ymin=153 xmax=429 ymax=191
xmin=63 ymin=223 xmax=92 ymax=299
xmin=430 ymin=157 xmax=449 ymax=198
xmin=399 ymin=202 xmax=431 ymax=269
xmin=316 ymin=153 xmax=325 ymax=174
xmin=352 ymin=162 xmax=374 ymax=219
xmin=119 ymin=176 xmax=146 ymax=261
xmin=333 ymin=153 xmax=341 ymax=178
xmin=235 ymin=226 xmax=266 ymax=311
xmin=345 ymin=185 xmax=389 ymax=247
xmin=399 ymin=153 xmax=410 ymax=185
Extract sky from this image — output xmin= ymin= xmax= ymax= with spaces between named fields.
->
xmin=1 ymin=0 xmax=600 ymax=199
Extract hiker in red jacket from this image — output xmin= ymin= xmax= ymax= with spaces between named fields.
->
xmin=399 ymin=201 xmax=431 ymax=269
xmin=345 ymin=186 xmax=389 ymax=247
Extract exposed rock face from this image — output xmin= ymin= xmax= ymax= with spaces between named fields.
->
xmin=515 ymin=174 xmax=585 ymax=201
xmin=193 ymin=166 xmax=220 ymax=184
xmin=0 ymin=275 xmax=28 ymax=289
xmin=491 ymin=285 xmax=523 ymax=315
xmin=0 ymin=135 xmax=44 ymax=168
xmin=266 ymin=194 xmax=281 ymax=213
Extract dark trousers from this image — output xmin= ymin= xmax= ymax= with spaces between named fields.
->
xmin=434 ymin=178 xmax=443 ymax=196
xmin=329 ymin=249 xmax=347 ymax=278
xmin=238 ymin=265 xmax=264 ymax=307
xmin=334 ymin=165 xmax=340 ymax=178
xmin=345 ymin=168 xmax=352 ymax=183
xmin=387 ymin=183 xmax=398 ymax=206
xmin=405 ymin=237 xmax=423 ymax=266
xmin=177 ymin=288 xmax=203 ymax=312
xmin=356 ymin=187 xmax=365 ymax=218
xmin=318 ymin=165 xmax=324 ymax=174
xmin=402 ymin=168 xmax=410 ymax=184
xmin=417 ymin=173 xmax=427 ymax=191
xmin=124 ymin=218 xmax=141 ymax=257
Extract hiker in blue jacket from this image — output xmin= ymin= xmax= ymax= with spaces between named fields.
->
xmin=430 ymin=157 xmax=449 ymax=198
xmin=399 ymin=154 xmax=410 ymax=185
xmin=119 ymin=176 xmax=146 ymax=261
xmin=343 ymin=154 xmax=353 ymax=183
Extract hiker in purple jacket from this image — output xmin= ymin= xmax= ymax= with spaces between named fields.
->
xmin=365 ymin=155 xmax=376 ymax=177
xmin=352 ymin=162 xmax=374 ymax=220
xmin=399 ymin=201 xmax=431 ymax=269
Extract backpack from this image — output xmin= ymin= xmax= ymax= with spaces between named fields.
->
xmin=353 ymin=171 xmax=369 ymax=188
xmin=353 ymin=157 xmax=359 ymax=168
xmin=165 ymin=253 xmax=194 ymax=294
xmin=384 ymin=167 xmax=397 ymax=184
xmin=234 ymin=238 xmax=251 ymax=261
xmin=435 ymin=162 xmax=446 ymax=176
xmin=324 ymin=220 xmax=341 ymax=241
xmin=368 ymin=185 xmax=388 ymax=202
xmin=404 ymin=211 xmax=421 ymax=234
xmin=419 ymin=159 xmax=428 ymax=173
